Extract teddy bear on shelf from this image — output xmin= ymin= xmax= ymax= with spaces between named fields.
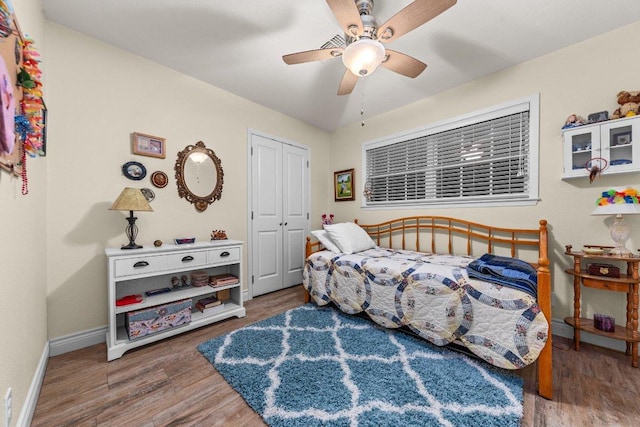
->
xmin=610 ymin=90 xmax=640 ymax=120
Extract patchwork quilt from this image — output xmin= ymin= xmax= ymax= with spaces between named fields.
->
xmin=303 ymin=248 xmax=549 ymax=369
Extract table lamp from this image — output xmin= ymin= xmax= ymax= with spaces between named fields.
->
xmin=109 ymin=188 xmax=153 ymax=249
xmin=592 ymin=187 xmax=640 ymax=255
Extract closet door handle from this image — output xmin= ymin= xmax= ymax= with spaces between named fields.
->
xmin=284 ymin=222 xmax=288 ymax=226
xmin=133 ymin=261 xmax=149 ymax=268
xmin=220 ymin=251 xmax=230 ymax=257
xmin=181 ymin=256 xmax=194 ymax=262
xmin=279 ymin=222 xmax=283 ymax=226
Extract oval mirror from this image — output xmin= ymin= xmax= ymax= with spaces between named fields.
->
xmin=175 ymin=141 xmax=224 ymax=211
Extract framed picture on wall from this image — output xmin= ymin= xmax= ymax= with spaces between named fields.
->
xmin=132 ymin=132 xmax=166 ymax=159
xmin=334 ymin=168 xmax=355 ymax=201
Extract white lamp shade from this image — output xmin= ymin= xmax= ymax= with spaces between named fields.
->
xmin=592 ymin=203 xmax=640 ymax=215
xmin=342 ymin=38 xmax=385 ymax=77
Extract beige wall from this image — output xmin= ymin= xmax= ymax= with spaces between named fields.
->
xmin=0 ymin=0 xmax=47 ymax=423
xmin=329 ymin=21 xmax=640 ymax=330
xmin=43 ymin=22 xmax=331 ymax=339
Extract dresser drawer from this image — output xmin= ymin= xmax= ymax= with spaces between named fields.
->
xmin=114 ymin=255 xmax=167 ymax=278
xmin=582 ymin=277 xmax=630 ymax=292
xmin=208 ymin=247 xmax=240 ymax=265
xmin=167 ymin=251 xmax=208 ymax=270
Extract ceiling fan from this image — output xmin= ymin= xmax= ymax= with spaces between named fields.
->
xmin=282 ymin=0 xmax=457 ymax=95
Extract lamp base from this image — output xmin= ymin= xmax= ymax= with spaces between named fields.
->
xmin=120 ymin=210 xmax=143 ymax=250
xmin=608 ymin=246 xmax=632 ymax=256
xmin=609 ymin=214 xmax=631 ymax=256
xmin=121 ymin=243 xmax=143 ymax=250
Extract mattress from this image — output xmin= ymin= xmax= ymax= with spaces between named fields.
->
xmin=303 ymin=247 xmax=549 ymax=369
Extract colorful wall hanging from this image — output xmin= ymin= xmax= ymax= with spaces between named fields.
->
xmin=0 ymin=0 xmax=45 ymax=194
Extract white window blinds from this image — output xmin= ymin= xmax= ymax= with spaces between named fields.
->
xmin=363 ymin=96 xmax=538 ymax=207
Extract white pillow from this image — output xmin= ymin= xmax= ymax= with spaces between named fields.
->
xmin=311 ymin=229 xmax=341 ymax=253
xmin=323 ymin=222 xmax=376 ymax=254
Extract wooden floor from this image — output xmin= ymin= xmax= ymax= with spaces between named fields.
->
xmin=32 ymin=285 xmax=640 ymax=427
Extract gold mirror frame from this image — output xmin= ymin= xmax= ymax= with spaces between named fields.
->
xmin=175 ymin=141 xmax=224 ymax=211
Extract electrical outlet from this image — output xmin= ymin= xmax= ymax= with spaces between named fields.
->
xmin=4 ymin=387 xmax=11 ymax=427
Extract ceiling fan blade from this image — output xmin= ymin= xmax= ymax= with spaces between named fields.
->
xmin=377 ymin=0 xmax=456 ymax=44
xmin=326 ymin=0 xmax=363 ymax=37
xmin=381 ymin=50 xmax=427 ymax=78
xmin=338 ymin=69 xmax=359 ymax=95
xmin=283 ymin=48 xmax=343 ymax=65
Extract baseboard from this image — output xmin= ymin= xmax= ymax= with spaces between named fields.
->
xmin=49 ymin=326 xmax=107 ymax=357
xmin=551 ymin=318 xmax=626 ymax=352
xmin=16 ymin=341 xmax=48 ymax=427
xmin=47 ymin=316 xmax=626 ymax=360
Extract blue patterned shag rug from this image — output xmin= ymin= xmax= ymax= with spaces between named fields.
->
xmin=197 ymin=304 xmax=523 ymax=427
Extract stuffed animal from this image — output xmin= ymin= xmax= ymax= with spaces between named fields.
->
xmin=562 ymin=114 xmax=586 ymax=129
xmin=611 ymin=90 xmax=640 ymax=119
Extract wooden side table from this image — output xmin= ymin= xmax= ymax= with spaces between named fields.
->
xmin=564 ymin=245 xmax=639 ymax=367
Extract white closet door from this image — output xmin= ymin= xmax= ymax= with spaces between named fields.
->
xmin=251 ymin=133 xmax=309 ymax=297
xmin=282 ymin=143 xmax=308 ymax=288
xmin=252 ymin=135 xmax=284 ymax=295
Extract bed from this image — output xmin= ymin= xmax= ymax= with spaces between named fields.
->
xmin=303 ymin=216 xmax=552 ymax=400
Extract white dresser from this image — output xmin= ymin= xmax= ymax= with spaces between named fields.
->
xmin=105 ymin=240 xmax=246 ymax=360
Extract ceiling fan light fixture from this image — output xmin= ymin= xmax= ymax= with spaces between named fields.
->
xmin=342 ymin=38 xmax=385 ymax=77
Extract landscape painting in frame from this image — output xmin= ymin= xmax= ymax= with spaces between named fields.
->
xmin=334 ymin=168 xmax=355 ymax=201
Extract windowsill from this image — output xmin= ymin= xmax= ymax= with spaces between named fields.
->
xmin=361 ymin=198 xmax=540 ymax=210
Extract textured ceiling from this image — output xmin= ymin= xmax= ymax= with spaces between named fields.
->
xmin=43 ymin=0 xmax=640 ymax=131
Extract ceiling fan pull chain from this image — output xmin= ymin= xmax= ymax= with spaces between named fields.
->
xmin=361 ymin=77 xmax=367 ymax=127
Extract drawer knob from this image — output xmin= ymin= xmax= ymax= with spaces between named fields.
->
xmin=133 ymin=261 xmax=149 ymax=268
xmin=182 ymin=256 xmax=194 ymax=262
xmin=220 ymin=251 xmax=230 ymax=257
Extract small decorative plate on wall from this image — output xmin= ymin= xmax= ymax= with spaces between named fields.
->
xmin=141 ymin=188 xmax=155 ymax=202
xmin=122 ymin=161 xmax=146 ymax=180
xmin=151 ymin=170 xmax=168 ymax=188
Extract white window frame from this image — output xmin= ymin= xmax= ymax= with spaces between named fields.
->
xmin=361 ymin=94 xmax=540 ymax=209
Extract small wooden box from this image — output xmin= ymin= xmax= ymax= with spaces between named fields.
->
xmin=216 ymin=288 xmax=231 ymax=301
xmin=190 ymin=270 xmax=209 ymax=287
xmin=587 ymin=263 xmax=620 ymax=278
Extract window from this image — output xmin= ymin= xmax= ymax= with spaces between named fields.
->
xmin=362 ymin=95 xmax=539 ymax=208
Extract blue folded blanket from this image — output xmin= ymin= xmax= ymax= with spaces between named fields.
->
xmin=466 ymin=253 xmax=538 ymax=298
